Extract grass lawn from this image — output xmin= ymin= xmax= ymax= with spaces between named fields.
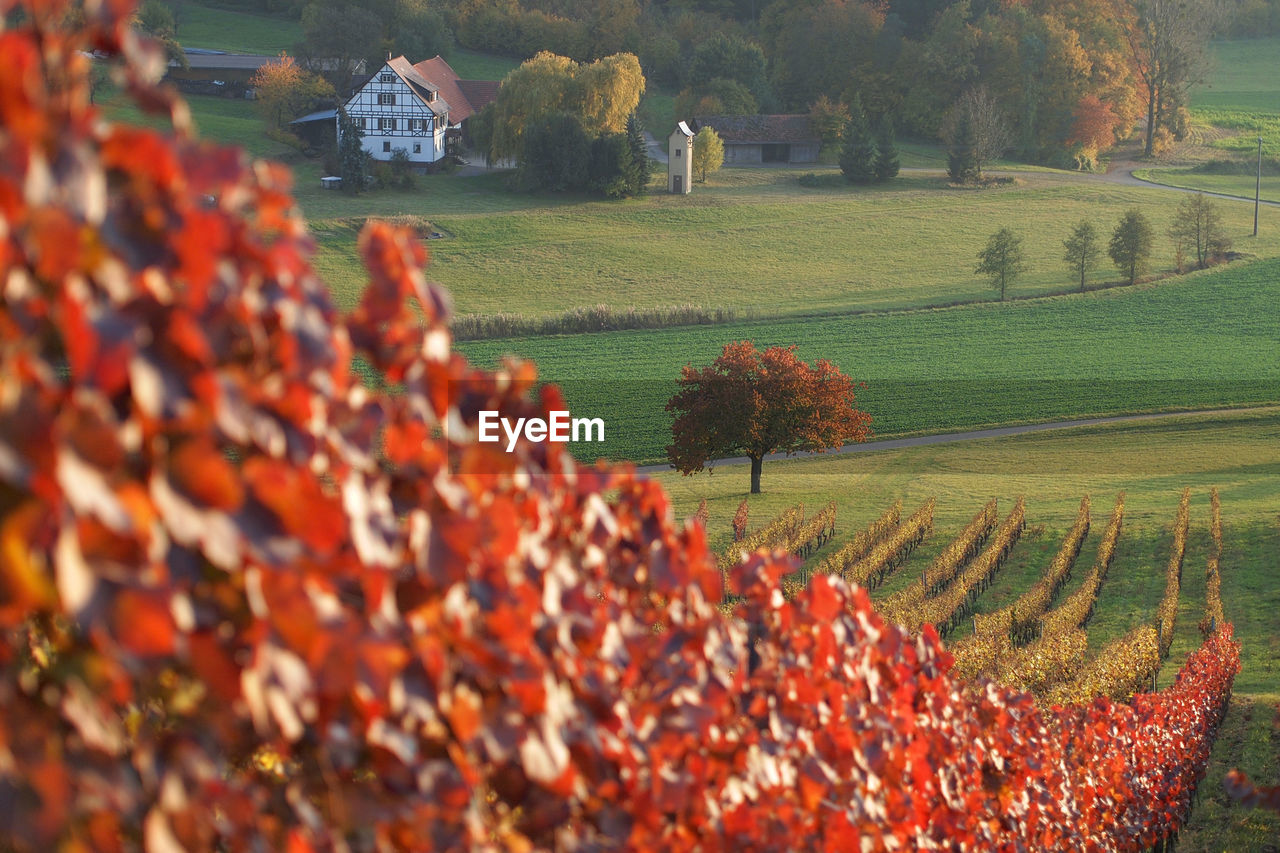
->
xmin=651 ymin=409 xmax=1280 ymax=849
xmin=1197 ymin=39 xmax=1280 ymax=113
xmin=172 ymin=1 xmax=302 ymax=55
xmin=446 ymin=48 xmax=521 ymax=81
xmin=300 ymin=165 xmax=1280 ymax=318
xmin=457 ymin=257 xmax=1280 ymax=464
xmin=99 ymin=83 xmax=300 ymax=160
xmin=1133 ymin=168 xmax=1280 ymax=204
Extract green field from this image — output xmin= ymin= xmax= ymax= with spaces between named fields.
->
xmin=651 ymin=409 xmax=1280 ymax=849
xmin=457 ymin=257 xmax=1280 ymax=464
xmin=172 ymin=2 xmax=302 ymax=55
xmin=1139 ymin=39 xmax=1280 ymax=197
xmin=299 ymin=166 xmax=1280 ymax=317
xmin=1134 ymin=168 xmax=1280 ymax=204
xmin=1196 ymin=39 xmax=1280 ymax=113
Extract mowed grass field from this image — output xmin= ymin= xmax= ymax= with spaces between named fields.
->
xmin=1134 ymin=168 xmax=1280 ymax=204
xmin=171 ymin=2 xmax=302 ymax=55
xmin=652 ymin=409 xmax=1280 ymax=849
xmin=303 ymin=166 xmax=1280 ymax=317
xmin=457 ymin=257 xmax=1280 ymax=464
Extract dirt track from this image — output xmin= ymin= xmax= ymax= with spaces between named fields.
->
xmin=634 ymin=406 xmax=1279 ymax=475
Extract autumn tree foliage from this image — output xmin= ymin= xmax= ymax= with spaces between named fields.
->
xmin=666 ymin=342 xmax=872 ymax=493
xmin=0 ymin=2 xmax=1246 ymax=849
xmin=248 ymin=52 xmax=334 ymax=130
xmin=474 ymin=50 xmax=645 ymax=165
xmin=691 ymin=125 xmax=723 ymax=183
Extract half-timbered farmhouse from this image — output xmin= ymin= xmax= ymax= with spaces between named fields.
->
xmin=340 ymin=56 xmax=498 ymax=166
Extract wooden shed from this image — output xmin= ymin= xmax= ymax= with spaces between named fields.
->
xmin=691 ymin=115 xmax=820 ymax=165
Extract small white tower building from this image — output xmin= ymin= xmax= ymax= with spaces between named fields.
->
xmin=668 ymin=121 xmax=694 ymax=194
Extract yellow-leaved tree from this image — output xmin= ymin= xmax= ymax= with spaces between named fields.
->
xmin=476 ymin=50 xmax=644 ymax=164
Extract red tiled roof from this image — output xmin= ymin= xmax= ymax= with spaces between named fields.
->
xmin=692 ymin=114 xmax=818 ymax=145
xmin=413 ymin=55 xmax=473 ymax=122
xmin=456 ymin=79 xmax=500 ymax=114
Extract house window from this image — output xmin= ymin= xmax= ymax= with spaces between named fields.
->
xmin=675 ymin=149 xmax=681 ymax=157
xmin=413 ymin=143 xmax=421 ymax=154
xmin=410 ymin=119 xmax=421 ymax=131
xmin=381 ymin=118 xmax=393 ymax=131
xmin=379 ymin=72 xmax=394 ymax=83
xmin=377 ymin=93 xmax=396 ymax=106
xmin=383 ymin=141 xmax=391 ymax=153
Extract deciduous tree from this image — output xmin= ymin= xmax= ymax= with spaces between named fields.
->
xmin=808 ymin=95 xmax=850 ymax=153
xmin=482 ymin=51 xmax=645 ymax=164
xmin=944 ymin=86 xmax=1011 ymax=182
xmin=1168 ymin=193 xmax=1232 ymax=271
xmin=1063 ymin=220 xmax=1100 ymax=292
xmin=1110 ymin=208 xmax=1155 ymax=284
xmin=976 ymin=227 xmax=1027 ymax=300
xmin=692 ymin=125 xmax=724 ymax=182
xmin=249 ymin=52 xmax=334 ymax=130
xmin=1123 ymin=0 xmax=1224 ymax=157
xmin=666 ymin=342 xmax=872 ymax=493
xmin=298 ymin=0 xmax=383 ymax=95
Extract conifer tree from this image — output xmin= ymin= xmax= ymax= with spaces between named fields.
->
xmin=947 ymin=108 xmax=979 ymax=183
xmin=625 ymin=112 xmax=652 ymax=195
xmin=337 ymin=107 xmax=368 ymax=194
xmin=839 ymin=94 xmax=877 ymax=184
xmin=873 ymin=118 xmax=900 ymax=182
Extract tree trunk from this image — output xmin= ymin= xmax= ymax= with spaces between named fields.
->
xmin=749 ymin=455 xmax=763 ymax=494
xmin=1152 ymin=81 xmax=1162 ymax=156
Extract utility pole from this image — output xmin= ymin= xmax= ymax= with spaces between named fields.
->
xmin=1256 ymin=136 xmax=1263 ymax=238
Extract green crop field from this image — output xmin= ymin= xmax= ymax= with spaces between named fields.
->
xmin=297 ymin=166 xmax=1280 ymax=317
xmin=457 ymin=257 xmax=1280 ymax=464
xmin=651 ymin=409 xmax=1280 ymax=849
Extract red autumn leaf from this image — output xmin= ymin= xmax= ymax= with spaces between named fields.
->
xmin=243 ymin=457 xmax=346 ymax=556
xmin=111 ymin=588 xmax=176 ymax=657
xmin=169 ymin=438 xmax=244 ymax=511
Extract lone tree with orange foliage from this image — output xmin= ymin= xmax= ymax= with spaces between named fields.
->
xmin=249 ymin=51 xmax=334 ymax=130
xmin=666 ymin=342 xmax=871 ymax=494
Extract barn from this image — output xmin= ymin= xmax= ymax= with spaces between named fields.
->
xmin=691 ymin=115 xmax=820 ymax=165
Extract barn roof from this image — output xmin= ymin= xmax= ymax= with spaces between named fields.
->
xmin=692 ymin=114 xmax=818 ymax=145
xmin=413 ymin=56 xmax=472 ymax=121
xmin=456 ymin=79 xmax=501 ymax=114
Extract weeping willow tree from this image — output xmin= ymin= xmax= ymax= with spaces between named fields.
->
xmin=477 ymin=50 xmax=645 ymax=165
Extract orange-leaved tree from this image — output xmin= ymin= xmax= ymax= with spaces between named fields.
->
xmin=666 ymin=342 xmax=871 ymax=494
xmin=248 ymin=52 xmax=334 ymax=130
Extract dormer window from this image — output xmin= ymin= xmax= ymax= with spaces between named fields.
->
xmin=427 ymin=90 xmax=436 ymax=102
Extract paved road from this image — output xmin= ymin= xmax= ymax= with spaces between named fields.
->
xmin=634 ymin=407 xmax=1278 ymax=475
